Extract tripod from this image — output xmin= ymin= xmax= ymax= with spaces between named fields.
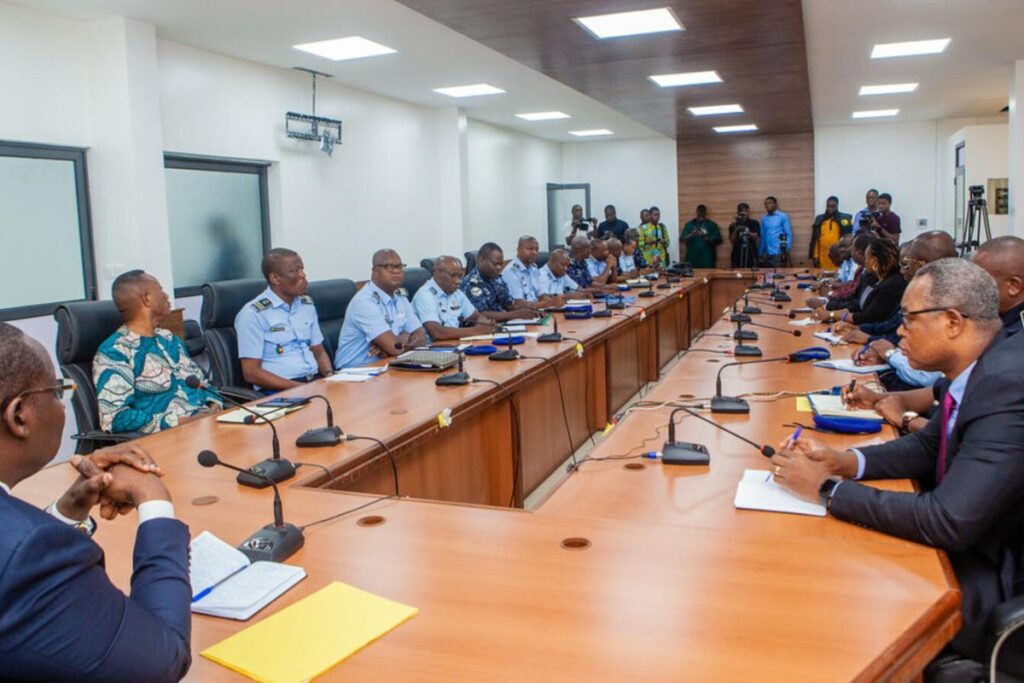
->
xmin=958 ymin=186 xmax=992 ymax=256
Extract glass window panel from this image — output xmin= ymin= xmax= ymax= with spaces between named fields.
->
xmin=0 ymin=155 xmax=86 ymax=309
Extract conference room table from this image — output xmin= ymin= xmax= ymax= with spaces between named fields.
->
xmin=14 ymin=270 xmax=959 ymax=681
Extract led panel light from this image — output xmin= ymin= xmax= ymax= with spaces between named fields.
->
xmin=688 ymin=104 xmax=743 ymax=116
xmin=714 ymin=124 xmax=758 ymax=133
xmin=516 ymin=111 xmax=571 ymax=121
xmin=871 ymin=39 xmax=950 ymax=59
xmin=649 ymin=71 xmax=722 ymax=88
xmin=859 ymin=83 xmax=919 ymax=96
xmin=433 ymin=83 xmax=506 ymax=98
xmin=569 ymin=129 xmax=614 ymax=137
xmin=574 ymin=8 xmax=683 ymax=39
xmin=293 ymin=36 xmax=396 ymax=61
xmin=852 ymin=109 xmax=900 ymax=119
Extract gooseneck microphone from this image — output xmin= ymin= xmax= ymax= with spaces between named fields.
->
xmin=745 ymin=321 xmax=803 ymax=338
xmin=711 ymin=356 xmax=789 ymax=414
xmin=436 ymin=348 xmax=471 ymax=386
xmin=295 ymin=394 xmax=345 ymax=448
xmin=476 ymin=321 xmax=519 ymax=361
xmin=197 ymin=449 xmax=304 ymax=562
xmin=537 ymin=316 xmax=562 ymax=343
xmin=186 ymin=375 xmax=295 ymax=487
xmin=664 ymin=406 xmax=776 ymax=462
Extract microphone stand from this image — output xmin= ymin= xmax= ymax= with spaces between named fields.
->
xmin=664 ymin=406 xmax=776 ymax=460
xmin=711 ymin=356 xmax=789 ymax=414
xmin=296 ymin=394 xmax=344 ymax=447
xmin=538 ymin=316 xmax=563 ymax=343
xmin=436 ymin=348 xmax=471 ymax=386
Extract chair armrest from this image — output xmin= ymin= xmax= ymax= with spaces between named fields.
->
xmin=72 ymin=430 xmax=143 ymax=444
xmin=990 ymin=594 xmax=1024 ymax=642
xmin=217 ymin=385 xmax=264 ymax=403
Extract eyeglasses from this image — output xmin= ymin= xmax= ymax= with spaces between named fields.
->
xmin=900 ymin=307 xmax=969 ymax=330
xmin=0 ymin=380 xmax=76 ymax=414
xmin=373 ymin=263 xmax=406 ymax=273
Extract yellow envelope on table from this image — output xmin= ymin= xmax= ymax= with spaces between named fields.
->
xmin=201 ymin=581 xmax=418 ymax=683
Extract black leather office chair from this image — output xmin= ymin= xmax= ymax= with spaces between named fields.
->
xmin=54 ymin=301 xmax=143 ymax=454
xmin=306 ymin=278 xmax=357 ymax=362
xmin=401 ymin=267 xmax=431 ymax=298
xmin=464 ymin=251 xmax=477 ymax=272
xmin=183 ymin=319 xmax=210 ymax=374
xmin=536 ymin=251 xmax=550 ymax=268
xmin=200 ymin=278 xmax=266 ymax=399
xmin=419 ymin=257 xmax=438 ymax=272
xmin=924 ymin=603 xmax=1024 ymax=682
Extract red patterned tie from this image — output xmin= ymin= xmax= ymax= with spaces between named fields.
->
xmin=937 ymin=391 xmax=956 ymax=483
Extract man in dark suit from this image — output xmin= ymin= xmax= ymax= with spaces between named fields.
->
xmin=0 ymin=322 xmax=192 ymax=682
xmin=769 ymin=258 xmax=1024 ymax=676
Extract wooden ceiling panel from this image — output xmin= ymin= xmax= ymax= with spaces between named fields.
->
xmin=398 ymin=0 xmax=812 ymax=139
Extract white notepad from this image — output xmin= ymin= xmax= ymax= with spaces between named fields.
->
xmin=807 ymin=393 xmax=883 ymax=421
xmin=813 ymin=358 xmax=889 ymax=374
xmin=734 ymin=470 xmax=826 ymax=517
xmin=190 ymin=532 xmax=306 ymax=621
xmin=788 ymin=318 xmax=818 ymax=327
xmin=813 ymin=331 xmax=846 ymax=344
xmin=215 ymin=405 xmax=301 ymax=424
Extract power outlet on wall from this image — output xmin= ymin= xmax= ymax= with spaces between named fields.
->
xmin=916 ymin=217 xmax=928 ymax=229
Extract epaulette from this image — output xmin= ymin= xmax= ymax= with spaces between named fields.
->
xmin=428 ymin=285 xmax=439 ymax=296
xmin=396 ymin=288 xmax=410 ymax=298
xmin=252 ymin=298 xmax=272 ymax=311
xmin=299 ymin=294 xmax=314 ymax=304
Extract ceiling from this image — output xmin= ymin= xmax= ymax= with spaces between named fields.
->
xmin=396 ymin=0 xmax=813 ymax=140
xmin=804 ymin=0 xmax=1021 ymax=127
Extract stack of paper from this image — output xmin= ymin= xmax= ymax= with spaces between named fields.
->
xmin=813 ymin=358 xmax=890 ymax=374
xmin=807 ymin=393 xmax=883 ymax=421
xmin=788 ymin=318 xmax=818 ymax=327
xmin=190 ymin=532 xmax=306 ymax=621
xmin=216 ymin=405 xmax=302 ymax=424
xmin=734 ymin=469 xmax=826 ymax=516
xmin=327 ymin=366 xmax=388 ymax=383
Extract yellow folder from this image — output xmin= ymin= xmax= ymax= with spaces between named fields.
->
xmin=201 ymin=581 xmax=418 ymax=683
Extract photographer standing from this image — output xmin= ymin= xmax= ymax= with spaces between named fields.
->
xmin=870 ymin=192 xmax=901 ymax=241
xmin=563 ymin=204 xmax=597 ymax=245
xmin=852 ymin=189 xmax=879 ymax=234
xmin=808 ymin=195 xmax=852 ymax=267
xmin=728 ymin=202 xmax=760 ymax=268
xmin=681 ymin=204 xmax=722 ymax=268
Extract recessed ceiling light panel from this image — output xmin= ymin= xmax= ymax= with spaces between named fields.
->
xmin=569 ymin=129 xmax=614 ymax=137
xmin=516 ymin=111 xmax=571 ymax=121
xmin=714 ymin=124 xmax=758 ymax=133
xmin=688 ymin=104 xmax=744 ymax=116
xmin=649 ymin=71 xmax=722 ymax=88
xmin=293 ymin=36 xmax=396 ymax=61
xmin=859 ymin=83 xmax=919 ymax=96
xmin=852 ymin=109 xmax=900 ymax=119
xmin=433 ymin=83 xmax=506 ymax=98
xmin=574 ymin=8 xmax=683 ymax=39
xmin=871 ymin=39 xmax=950 ymax=59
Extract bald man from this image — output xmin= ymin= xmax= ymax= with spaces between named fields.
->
xmin=973 ymin=236 xmax=1024 ymax=335
xmin=94 ymin=270 xmax=221 ymax=434
xmin=412 ymin=256 xmax=494 ymax=342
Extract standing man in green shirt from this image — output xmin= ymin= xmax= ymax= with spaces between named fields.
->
xmin=681 ymin=205 xmax=723 ymax=268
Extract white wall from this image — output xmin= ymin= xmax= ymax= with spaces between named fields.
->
xmin=561 ymin=137 xmax=679 ymax=237
xmin=465 ymin=119 xmax=563 ymax=252
xmin=944 ymin=125 xmax=1010 ymax=238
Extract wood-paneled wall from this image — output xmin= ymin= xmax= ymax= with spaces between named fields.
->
xmin=677 ymin=133 xmax=815 ymax=268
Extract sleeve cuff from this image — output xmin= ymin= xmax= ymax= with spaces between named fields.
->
xmin=47 ymin=500 xmax=88 ymax=525
xmin=138 ymin=499 xmax=176 ymax=524
xmin=850 ymin=449 xmax=866 ymax=480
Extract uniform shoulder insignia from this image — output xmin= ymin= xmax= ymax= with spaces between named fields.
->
xmin=470 ymin=286 xmax=483 ymax=297
xmin=396 ymin=287 xmax=410 ymax=298
xmin=429 ymin=286 xmax=438 ymax=295
xmin=299 ymin=294 xmax=314 ymax=304
xmin=252 ymin=298 xmax=272 ymax=311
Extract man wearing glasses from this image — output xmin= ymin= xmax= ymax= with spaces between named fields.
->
xmin=235 ymin=248 xmax=334 ymax=392
xmin=334 ymin=249 xmax=426 ymax=369
xmin=412 ymin=256 xmax=495 ymax=343
xmin=0 ymin=323 xmax=192 ymax=681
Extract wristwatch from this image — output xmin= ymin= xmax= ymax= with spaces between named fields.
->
xmin=819 ymin=478 xmax=841 ymax=508
xmin=884 ymin=348 xmax=897 ymax=361
xmin=901 ymin=411 xmax=919 ymax=432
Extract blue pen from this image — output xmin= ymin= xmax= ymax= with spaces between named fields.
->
xmin=192 ymin=586 xmax=215 ymax=603
xmin=790 ymin=426 xmax=803 ymax=444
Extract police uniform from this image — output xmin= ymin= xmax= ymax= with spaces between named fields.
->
xmin=501 ymin=257 xmax=542 ymax=302
xmin=585 ymin=256 xmax=608 ymax=279
xmin=412 ymin=278 xmax=477 ymax=342
xmin=235 ymin=287 xmax=323 ymax=389
xmin=567 ymin=259 xmax=592 ymax=289
xmin=459 ymin=267 xmax=513 ymax=313
xmin=537 ymin=264 xmax=580 ymax=296
xmin=334 ymin=281 xmax=421 ymax=369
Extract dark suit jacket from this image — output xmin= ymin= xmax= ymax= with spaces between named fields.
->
xmin=827 ymin=271 xmax=878 ymax=311
xmin=830 ymin=331 xmax=1024 ymax=671
xmin=0 ymin=489 xmax=192 ymax=682
xmin=848 ymin=271 xmax=906 ymax=325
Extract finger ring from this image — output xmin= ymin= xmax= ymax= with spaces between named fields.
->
xmin=773 ymin=465 xmax=781 ymax=476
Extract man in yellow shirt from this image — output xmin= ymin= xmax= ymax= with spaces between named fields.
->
xmin=808 ymin=196 xmax=853 ymax=267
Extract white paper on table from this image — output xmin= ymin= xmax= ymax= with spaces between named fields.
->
xmin=787 ymin=318 xmax=818 ymax=327
xmin=813 ymin=358 xmax=890 ymax=374
xmin=566 ymin=299 xmax=590 ymax=307
xmin=326 ymin=373 xmax=372 ymax=383
xmin=734 ymin=470 xmax=827 ymax=517
xmin=813 ymin=331 xmax=846 ymax=344
xmin=501 ymin=325 xmax=527 ymax=333
xmin=344 ymin=365 xmax=388 ymax=375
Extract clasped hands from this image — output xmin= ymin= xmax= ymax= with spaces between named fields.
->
xmin=57 ymin=443 xmax=171 ymax=522
xmin=766 ymin=435 xmax=859 ymax=503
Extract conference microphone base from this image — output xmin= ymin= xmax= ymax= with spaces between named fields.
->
xmin=772 ymin=293 xmax=792 ymax=302
xmin=238 ymin=523 xmax=305 ymax=563
xmin=734 ymin=330 xmax=758 ymax=340
xmin=436 ymin=371 xmax=471 ymax=386
xmin=489 ymin=349 xmax=520 ymax=361
xmin=742 ymin=305 xmax=762 ymax=314
xmin=734 ymin=344 xmax=763 ymax=357
xmin=296 ymin=425 xmax=344 ymax=448
xmin=661 ymin=441 xmax=711 ymax=466
xmin=236 ymin=458 xmax=296 ymax=488
xmin=537 ymin=332 xmax=563 ymax=343
xmin=593 ymin=309 xmax=612 ymax=318
xmin=710 ymin=396 xmax=751 ymax=414
xmin=730 ymin=314 xmax=752 ymax=323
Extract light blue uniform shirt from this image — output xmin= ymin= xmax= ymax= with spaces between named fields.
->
xmin=888 ymin=349 xmax=944 ymax=388
xmin=334 ymin=281 xmax=420 ymax=369
xmin=537 ymin=264 xmax=579 ymax=296
xmin=501 ymin=257 xmax=542 ymax=302
xmin=412 ymin=278 xmax=477 ymax=341
xmin=235 ymin=287 xmax=323 ymax=387
xmin=759 ymin=211 xmax=793 ymax=256
xmin=618 ymin=254 xmax=637 ymax=273
xmin=838 ymin=258 xmax=856 ymax=282
xmin=585 ymin=256 xmax=607 ymax=279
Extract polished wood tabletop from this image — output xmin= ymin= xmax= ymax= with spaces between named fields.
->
xmin=12 ymin=270 xmax=958 ymax=682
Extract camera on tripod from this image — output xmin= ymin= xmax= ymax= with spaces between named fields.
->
xmin=969 ymin=185 xmax=985 ymax=201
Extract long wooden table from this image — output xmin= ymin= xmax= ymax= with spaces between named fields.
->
xmin=13 ymin=270 xmax=958 ymax=681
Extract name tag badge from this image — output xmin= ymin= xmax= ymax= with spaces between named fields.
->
xmin=269 ymin=325 xmax=286 ymax=332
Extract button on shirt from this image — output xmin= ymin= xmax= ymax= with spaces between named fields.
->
xmin=759 ymin=211 xmax=793 ymax=257
xmin=567 ymin=259 xmax=593 ymax=289
xmin=501 ymin=258 xmax=542 ymax=302
xmin=334 ymin=282 xmax=420 ymax=369
xmin=459 ymin=267 xmax=512 ymax=313
xmin=412 ymin=278 xmax=477 ymax=340
xmin=537 ymin=264 xmax=579 ymax=296
xmin=235 ymin=287 xmax=323 ymax=387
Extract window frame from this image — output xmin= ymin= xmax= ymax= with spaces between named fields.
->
xmin=163 ymin=153 xmax=272 ymax=297
xmin=0 ymin=140 xmax=97 ymax=321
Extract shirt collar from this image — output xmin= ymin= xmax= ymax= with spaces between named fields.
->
xmin=425 ymin=278 xmax=449 ymax=299
xmin=947 ymin=360 xmax=977 ymax=406
xmin=512 ymin=257 xmax=535 ymax=271
xmin=365 ymin=281 xmax=397 ymax=304
xmin=0 ymin=480 xmax=10 ymax=495
xmin=262 ymin=287 xmax=288 ymax=310
xmin=1001 ymin=301 xmax=1024 ymax=332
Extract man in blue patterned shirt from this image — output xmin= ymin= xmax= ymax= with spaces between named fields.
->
xmin=459 ymin=243 xmax=539 ymax=322
xmin=94 ymin=270 xmax=220 ymax=434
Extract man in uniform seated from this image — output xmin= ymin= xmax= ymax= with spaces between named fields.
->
xmin=616 ymin=230 xmax=650 ymax=279
xmin=501 ymin=235 xmax=563 ymax=308
xmin=460 ymin=243 xmax=540 ymax=322
xmin=538 ymin=249 xmax=586 ymax=301
xmin=412 ymin=256 xmax=495 ymax=342
xmin=335 ymin=249 xmax=426 ymax=369
xmin=587 ymin=238 xmax=617 ymax=285
xmin=95 ymin=270 xmax=221 ymax=434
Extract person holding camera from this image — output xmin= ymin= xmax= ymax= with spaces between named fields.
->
xmin=563 ymin=204 xmax=597 ymax=245
xmin=870 ymin=192 xmax=901 ymax=241
xmin=808 ymin=195 xmax=853 ymax=268
xmin=728 ymin=202 xmax=761 ymax=268
xmin=759 ymin=196 xmax=792 ymax=267
xmin=852 ymin=189 xmax=879 ymax=234
xmin=681 ymin=204 xmax=722 ymax=268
